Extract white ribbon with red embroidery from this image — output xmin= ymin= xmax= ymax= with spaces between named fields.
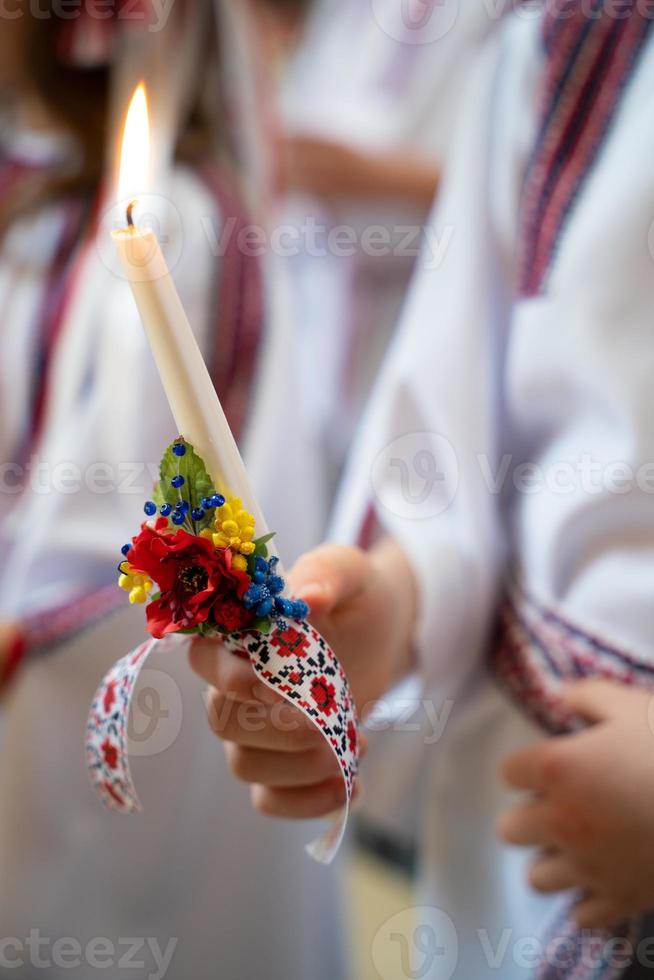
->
xmin=86 ymin=620 xmax=359 ymax=864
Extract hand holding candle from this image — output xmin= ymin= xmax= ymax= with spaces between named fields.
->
xmin=86 ymin=83 xmax=361 ymax=864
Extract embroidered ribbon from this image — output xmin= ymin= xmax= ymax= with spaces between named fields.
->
xmin=86 ymin=619 xmax=359 ymax=864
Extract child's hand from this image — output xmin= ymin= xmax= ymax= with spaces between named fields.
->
xmin=189 ymin=538 xmax=416 ymax=819
xmin=276 ymin=135 xmax=371 ymax=200
xmin=497 ymin=681 xmax=654 ymax=928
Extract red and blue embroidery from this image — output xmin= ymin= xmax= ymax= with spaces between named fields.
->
xmin=492 ymin=578 xmax=654 ymax=734
xmin=518 ymin=0 xmax=653 ymax=297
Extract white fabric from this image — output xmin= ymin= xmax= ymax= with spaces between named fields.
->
xmin=0 ymin=169 xmax=345 ymax=978
xmin=335 ymin=12 xmax=654 ymax=976
xmin=277 ymin=0 xmax=503 ymax=547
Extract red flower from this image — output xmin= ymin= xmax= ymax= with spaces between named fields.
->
xmin=347 ymin=720 xmax=357 ymax=755
xmin=103 ymin=680 xmax=116 ymax=714
xmin=101 ymin=739 xmax=119 ymax=770
xmin=128 ymin=522 xmax=254 ymax=639
xmin=214 ymin=596 xmax=253 ymax=633
xmin=271 ymin=626 xmax=310 ymax=659
xmin=310 ymin=676 xmax=337 ymax=716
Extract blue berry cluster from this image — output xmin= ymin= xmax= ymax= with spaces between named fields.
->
xmin=243 ymin=556 xmax=309 ymax=622
xmin=143 ymin=490 xmax=226 ymax=526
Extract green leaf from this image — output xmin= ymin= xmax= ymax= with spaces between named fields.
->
xmin=254 ymin=532 xmax=276 ymax=556
xmin=246 ymin=532 xmax=277 ymax=575
xmin=152 ymin=482 xmax=166 ymax=510
xmin=250 ymin=617 xmax=273 ymax=635
xmin=155 ymin=438 xmax=215 ymax=533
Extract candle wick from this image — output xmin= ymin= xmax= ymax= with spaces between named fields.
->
xmin=126 ymin=200 xmax=136 ymax=228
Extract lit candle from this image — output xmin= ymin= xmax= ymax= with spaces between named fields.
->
xmin=112 ymin=83 xmax=268 ymax=535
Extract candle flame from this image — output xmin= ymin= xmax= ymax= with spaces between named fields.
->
xmin=118 ymin=82 xmax=150 ymax=210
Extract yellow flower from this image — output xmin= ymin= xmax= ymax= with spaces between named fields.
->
xmin=212 ymin=497 xmax=256 ymax=561
xmin=118 ymin=562 xmax=153 ymax=605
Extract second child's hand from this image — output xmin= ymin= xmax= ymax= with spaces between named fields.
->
xmin=276 ymin=134 xmax=439 ymax=209
xmin=498 ymin=681 xmax=654 ymax=928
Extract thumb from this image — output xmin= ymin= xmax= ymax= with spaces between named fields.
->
xmin=558 ymin=678 xmax=635 ymax=724
xmin=288 ymin=544 xmax=370 ymax=617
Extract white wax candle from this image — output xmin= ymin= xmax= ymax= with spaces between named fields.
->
xmin=112 ymin=223 xmax=269 ymax=537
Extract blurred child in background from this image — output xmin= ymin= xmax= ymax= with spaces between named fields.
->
xmin=260 ymin=0 xmax=503 ymax=541
xmin=0 ymin=5 xmax=345 ymax=978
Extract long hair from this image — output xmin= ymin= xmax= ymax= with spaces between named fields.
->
xmin=0 ymin=8 xmax=227 ymax=234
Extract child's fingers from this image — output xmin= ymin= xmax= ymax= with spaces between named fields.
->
xmin=573 ymin=895 xmax=623 ymax=930
xmin=206 ymin=689 xmax=321 ymax=752
xmin=224 ymin=742 xmax=341 ymax=788
xmin=558 ymin=679 xmax=643 ymax=724
xmin=528 ymin=853 xmax=578 ymax=894
xmin=501 ymin=734 xmax=583 ymax=794
xmin=189 ymin=638 xmax=259 ymax=702
xmin=190 ymin=638 xmax=286 ymax=707
xmin=500 ymin=743 xmax=551 ymax=791
xmin=288 ymin=544 xmax=369 ymax=616
xmin=251 ymin=777 xmax=347 ymax=820
xmin=496 ymin=802 xmax=557 ymax=847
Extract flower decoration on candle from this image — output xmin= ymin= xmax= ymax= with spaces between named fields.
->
xmin=117 ymin=438 xmax=308 ymax=640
